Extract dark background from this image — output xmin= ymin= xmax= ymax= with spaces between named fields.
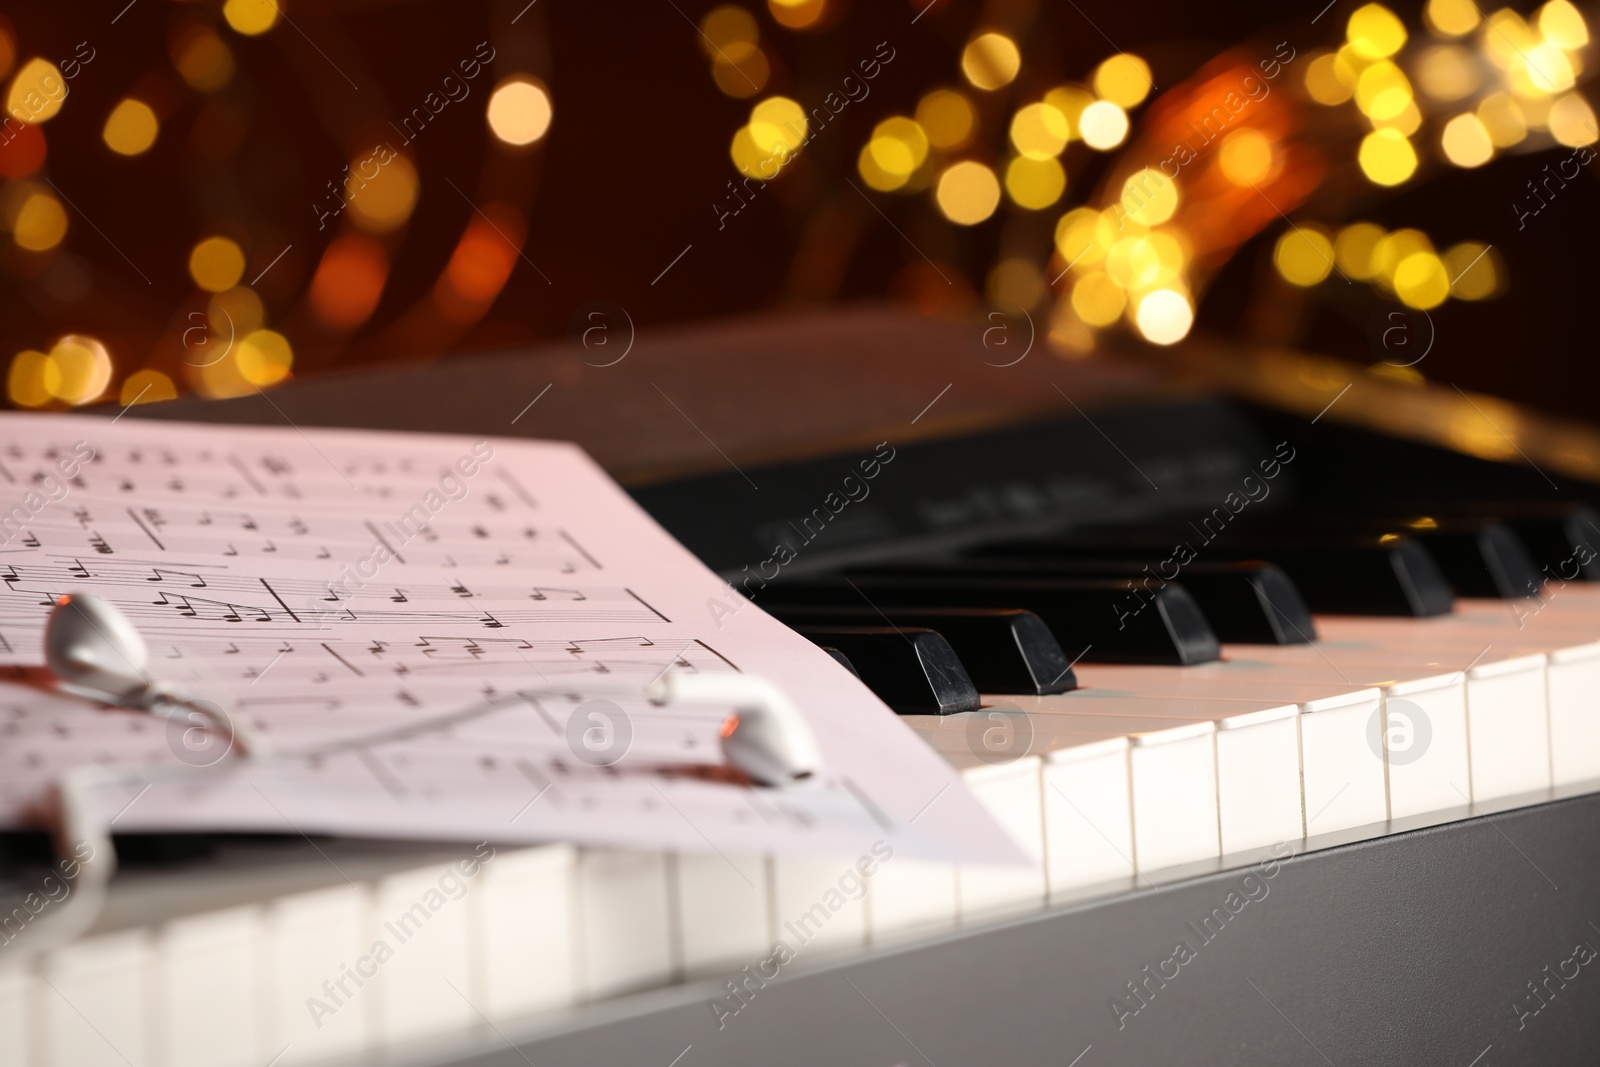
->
xmin=1 ymin=0 xmax=1594 ymax=418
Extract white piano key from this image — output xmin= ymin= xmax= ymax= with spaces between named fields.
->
xmin=369 ymin=861 xmax=477 ymax=1047
xmin=575 ymin=850 xmax=674 ymax=1000
xmin=1465 ymin=653 xmax=1552 ymax=800
xmin=1030 ymin=691 xmax=1303 ymax=853
xmin=480 ymin=845 xmax=578 ymax=1020
xmin=41 ymin=929 xmax=151 ymax=1067
xmin=673 ymin=852 xmax=771 ymax=976
xmin=950 ymin=757 xmax=1047 ymax=918
xmin=1124 ymin=721 xmax=1220 ymax=869
xmin=865 ymin=858 xmax=958 ymax=939
xmin=1547 ymin=642 xmax=1600 ymax=786
xmin=769 ymin=854 xmax=869 ymax=957
xmin=0 ymin=959 xmax=32 ymax=1067
xmin=1379 ymin=673 xmax=1471 ymax=818
xmin=1041 ymin=735 xmax=1136 ymax=893
xmin=1298 ymin=689 xmax=1389 ymax=832
xmin=266 ymin=884 xmax=372 ymax=1065
xmin=158 ymin=906 xmax=263 ymax=1067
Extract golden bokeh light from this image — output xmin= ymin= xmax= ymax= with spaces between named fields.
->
xmin=1539 ymin=0 xmax=1590 ymax=49
xmin=1106 ymin=236 xmax=1162 ymax=290
xmin=1120 ymin=169 xmax=1178 ymax=225
xmin=961 ymin=32 xmax=1021 ymax=91
xmin=486 ymin=79 xmax=553 ymax=146
xmin=1071 ymin=271 xmax=1126 ymax=326
xmin=172 ymin=27 xmax=235 ymax=93
xmin=730 ymin=125 xmax=768 ymax=177
xmin=236 ymin=329 xmax=293 ymax=386
xmin=222 ymin=0 xmax=280 ymax=36
xmin=1415 ymin=45 xmax=1478 ymax=101
xmin=1092 ymin=54 xmax=1153 ymax=108
xmin=769 ymin=0 xmax=826 ymax=30
xmin=1424 ymin=0 xmax=1480 ymax=36
xmin=1218 ymin=129 xmax=1274 ymax=184
xmin=12 ymin=192 xmax=67 ymax=251
xmin=1476 ymin=92 xmax=1528 ymax=147
xmin=1054 ymin=206 xmax=1108 ymax=268
xmin=934 ymin=160 xmax=1001 ymax=225
xmin=7 ymin=58 xmax=67 ymax=123
xmin=347 ymin=152 xmax=420 ymax=233
xmin=869 ymin=118 xmax=928 ymax=172
xmin=1440 ymin=112 xmax=1494 ymax=167
xmin=1305 ymin=53 xmax=1353 ymax=105
xmin=1134 ymin=289 xmax=1194 ymax=345
xmin=1512 ymin=44 xmax=1577 ymax=97
xmin=1483 ymin=10 xmax=1539 ymax=68
xmin=712 ymin=45 xmax=769 ymax=98
xmin=209 ymin=285 xmax=265 ymax=336
xmin=1357 ymin=128 xmax=1417 ymax=185
xmin=1393 ymin=251 xmax=1450 ymax=309
xmin=46 ymin=335 xmax=113 ymax=405
xmin=120 ymin=369 xmax=178 ymax=406
xmin=1348 ymin=4 xmax=1407 ymax=59
xmin=1548 ymin=92 xmax=1599 ymax=146
xmin=1010 ymin=103 xmax=1070 ymax=159
xmin=749 ymin=96 xmax=807 ymax=154
xmin=699 ymin=5 xmax=759 ymax=55
xmin=7 ymin=350 xmax=56 ymax=408
xmin=1078 ymin=100 xmax=1129 ymax=150
xmin=1004 ymin=156 xmax=1066 ymax=209
xmin=1335 ymin=223 xmax=1386 ymax=280
xmin=1443 ymin=242 xmax=1501 ymax=300
xmin=1355 ymin=61 xmax=1413 ymax=120
xmin=917 ymin=89 xmax=976 ymax=150
xmin=103 ymin=99 xmax=158 ymax=156
xmin=1373 ymin=227 xmax=1432 ymax=283
xmin=189 ymin=236 xmax=246 ymax=292
xmin=1274 ymin=227 xmax=1335 ymax=286
xmin=1043 ymin=86 xmax=1095 ymax=137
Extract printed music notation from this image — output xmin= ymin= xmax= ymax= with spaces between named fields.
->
xmin=0 ymin=415 xmax=1004 ymax=863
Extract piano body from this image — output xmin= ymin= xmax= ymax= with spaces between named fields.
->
xmin=7 ymin=306 xmax=1600 ymax=1066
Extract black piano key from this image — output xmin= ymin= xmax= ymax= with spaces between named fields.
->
xmin=817 ymin=646 xmax=861 ymax=678
xmin=1012 ymin=533 xmax=1454 ymax=617
xmin=1399 ymin=520 xmax=1541 ymax=599
xmin=884 ymin=558 xmax=1314 ymax=645
xmin=1494 ymin=504 xmax=1600 ymax=581
xmin=761 ymin=577 xmax=1220 ymax=666
xmin=769 ymin=606 xmax=1076 ymax=694
xmin=790 ymin=626 xmax=980 ymax=715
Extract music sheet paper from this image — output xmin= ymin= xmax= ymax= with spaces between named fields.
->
xmin=0 ymin=413 xmax=1022 ymax=864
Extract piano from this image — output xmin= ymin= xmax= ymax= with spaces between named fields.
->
xmin=8 ymin=305 xmax=1600 ymax=1065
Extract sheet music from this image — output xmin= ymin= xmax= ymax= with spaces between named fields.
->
xmin=0 ymin=414 xmax=1020 ymax=864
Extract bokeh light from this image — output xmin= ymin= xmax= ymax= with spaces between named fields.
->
xmin=1218 ymin=129 xmax=1274 ymax=185
xmin=1347 ymin=4 xmax=1407 ymax=59
xmin=1093 ymin=54 xmax=1153 ymax=108
xmin=961 ymin=33 xmax=1021 ymax=91
xmin=310 ymin=234 xmax=389 ymax=330
xmin=1121 ymin=169 xmax=1178 ymax=225
xmin=769 ymin=0 xmax=826 ymax=30
xmin=1078 ymin=101 xmax=1129 ymax=150
xmin=1004 ymin=157 xmax=1066 ymax=209
xmin=45 ymin=335 xmax=113 ymax=405
xmin=189 ymin=236 xmax=246 ymax=292
xmin=11 ymin=191 xmax=67 ymax=251
xmin=1044 ymin=86 xmax=1095 ymax=138
xmin=222 ymin=0 xmax=280 ymax=36
xmin=1357 ymin=128 xmax=1417 ymax=185
xmin=1393 ymin=251 xmax=1450 ymax=309
xmin=1335 ymin=222 xmax=1386 ymax=279
xmin=1010 ymin=103 xmax=1069 ymax=159
xmin=917 ymin=89 xmax=975 ymax=150
xmin=7 ymin=350 xmax=56 ymax=408
xmin=235 ymin=329 xmax=293 ymax=386
xmin=6 ymin=58 xmax=67 ymax=123
xmin=1071 ymin=271 xmax=1126 ymax=326
xmin=750 ymin=96 xmax=807 ymax=154
xmin=1440 ymin=113 xmax=1493 ymax=167
xmin=1305 ymin=53 xmax=1353 ymax=105
xmin=1415 ymin=45 xmax=1478 ymax=101
xmin=486 ymin=79 xmax=553 ymax=146
xmin=347 ymin=152 xmax=420 ymax=233
xmin=1134 ymin=289 xmax=1194 ymax=345
xmin=1424 ymin=0 xmax=1480 ymax=37
xmin=934 ymin=161 xmax=1000 ymax=225
xmin=1477 ymin=93 xmax=1528 ymax=147
xmin=103 ymin=99 xmax=159 ymax=156
xmin=859 ymin=117 xmax=927 ymax=192
xmin=1548 ymin=93 xmax=1599 ymax=146
xmin=1443 ymin=242 xmax=1502 ymax=300
xmin=120 ymin=369 xmax=178 ymax=406
xmin=1539 ymin=0 xmax=1589 ymax=50
xmin=172 ymin=26 xmax=235 ymax=93
xmin=1274 ymin=227 xmax=1335 ymax=286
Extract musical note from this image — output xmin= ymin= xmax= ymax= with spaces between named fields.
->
xmin=479 ymin=612 xmax=504 ymax=629
xmin=530 ymin=587 xmax=587 ymax=601
xmin=390 ymin=589 xmax=409 ymax=603
xmin=449 ymin=581 xmax=473 ymax=598
xmin=68 ymin=560 xmax=90 ymax=579
xmin=86 ymin=532 xmax=108 ymax=553
xmin=148 ymin=568 xmax=207 ymax=587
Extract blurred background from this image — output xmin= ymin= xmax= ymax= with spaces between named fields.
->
xmin=0 ymin=0 xmax=1595 ymax=418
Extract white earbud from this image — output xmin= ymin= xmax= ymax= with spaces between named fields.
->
xmin=45 ymin=593 xmax=254 ymax=756
xmin=651 ymin=672 xmax=823 ymax=786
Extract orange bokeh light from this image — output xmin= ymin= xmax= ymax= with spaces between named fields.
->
xmin=433 ymin=204 xmax=524 ymax=323
xmin=0 ymin=121 xmax=45 ymax=178
xmin=309 ymin=233 xmax=388 ymax=331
